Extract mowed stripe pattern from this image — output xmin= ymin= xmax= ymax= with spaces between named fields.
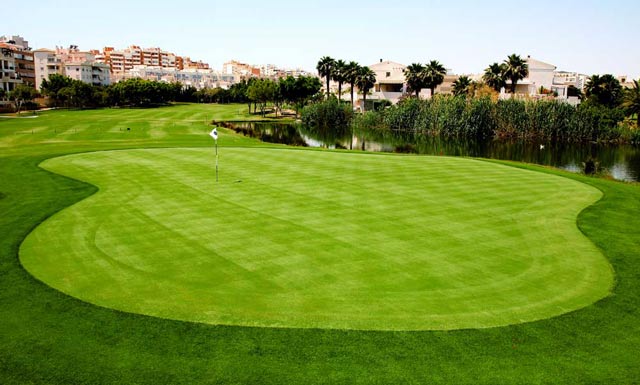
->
xmin=20 ymin=148 xmax=613 ymax=330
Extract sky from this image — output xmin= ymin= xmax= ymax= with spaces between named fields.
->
xmin=7 ymin=0 xmax=640 ymax=78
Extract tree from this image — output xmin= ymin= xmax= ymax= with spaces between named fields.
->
xmin=452 ymin=76 xmax=472 ymax=97
xmin=332 ymin=59 xmax=347 ymax=101
xmin=503 ymin=54 xmax=529 ymax=94
xmin=316 ymin=56 xmax=335 ymax=99
xmin=344 ymin=61 xmax=360 ymax=108
xmin=423 ymin=60 xmax=447 ymax=97
xmin=622 ymin=79 xmax=640 ymax=126
xmin=247 ymin=79 xmax=277 ymax=117
xmin=0 ymin=88 xmax=6 ymax=101
xmin=355 ymin=66 xmax=376 ymax=113
xmin=280 ymin=75 xmax=322 ymax=116
xmin=585 ymin=74 xmax=623 ymax=108
xmin=70 ymin=81 xmax=95 ymax=108
xmin=40 ymin=73 xmax=73 ymax=107
xmin=9 ymin=84 xmax=37 ymax=114
xmin=404 ymin=63 xmax=425 ymax=98
xmin=567 ymin=85 xmax=584 ymax=99
xmin=483 ymin=62 xmax=506 ymax=92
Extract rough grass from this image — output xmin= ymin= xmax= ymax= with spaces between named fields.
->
xmin=21 ymin=147 xmax=612 ymax=331
xmin=1 ymin=104 xmax=639 ymax=384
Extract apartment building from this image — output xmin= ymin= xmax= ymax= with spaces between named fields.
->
xmin=177 ymin=56 xmax=210 ymax=70
xmin=64 ymin=61 xmax=111 ymax=86
xmin=34 ymin=46 xmax=110 ymax=89
xmin=222 ymin=60 xmax=260 ymax=79
xmin=1 ymin=47 xmax=20 ymax=92
xmin=33 ymin=49 xmax=62 ymax=90
xmin=95 ymin=45 xmax=209 ymax=76
xmin=0 ymin=35 xmax=35 ymax=89
xmin=96 ymin=46 xmax=142 ymax=73
xmin=122 ymin=65 xmax=234 ymax=89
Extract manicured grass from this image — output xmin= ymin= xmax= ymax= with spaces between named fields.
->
xmin=1 ymin=104 xmax=639 ymax=383
xmin=21 ymin=147 xmax=611 ymax=330
xmin=0 ymin=103 xmax=262 ymax=157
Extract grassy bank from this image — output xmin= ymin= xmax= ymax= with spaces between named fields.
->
xmin=1 ymin=104 xmax=639 ymax=383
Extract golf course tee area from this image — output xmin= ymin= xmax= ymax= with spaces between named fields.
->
xmin=20 ymin=147 xmax=612 ymax=330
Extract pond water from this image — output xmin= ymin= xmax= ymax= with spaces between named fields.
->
xmin=228 ymin=121 xmax=640 ymax=182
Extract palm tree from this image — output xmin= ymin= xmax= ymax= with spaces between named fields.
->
xmin=332 ymin=59 xmax=347 ymax=101
xmin=344 ymin=61 xmax=360 ymax=109
xmin=316 ymin=56 xmax=335 ymax=99
xmin=452 ymin=76 xmax=472 ymax=97
xmin=503 ymin=54 xmax=529 ymax=94
xmin=483 ymin=62 xmax=506 ymax=92
xmin=423 ymin=60 xmax=447 ymax=98
xmin=622 ymin=79 xmax=640 ymax=126
xmin=585 ymin=74 xmax=623 ymax=108
xmin=355 ymin=66 xmax=376 ymax=112
xmin=404 ymin=63 xmax=425 ymax=98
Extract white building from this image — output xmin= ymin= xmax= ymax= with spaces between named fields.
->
xmin=33 ymin=49 xmax=62 ymax=90
xmin=65 ymin=61 xmax=110 ymax=86
xmin=505 ymin=56 xmax=558 ymax=96
xmin=123 ymin=65 xmax=234 ymax=89
xmin=553 ymin=71 xmax=588 ymax=91
xmin=34 ymin=48 xmax=111 ymax=89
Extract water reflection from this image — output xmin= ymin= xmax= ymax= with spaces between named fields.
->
xmin=227 ymin=121 xmax=640 ymax=182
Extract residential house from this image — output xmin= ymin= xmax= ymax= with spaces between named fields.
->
xmin=369 ymin=60 xmax=406 ymax=104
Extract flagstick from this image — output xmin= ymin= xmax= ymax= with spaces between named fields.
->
xmin=215 ymin=139 xmax=219 ymax=183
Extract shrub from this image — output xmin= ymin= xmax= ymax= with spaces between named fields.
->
xmin=301 ymin=98 xmax=353 ymax=131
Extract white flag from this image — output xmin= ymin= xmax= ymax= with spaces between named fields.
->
xmin=209 ymin=128 xmax=218 ymax=140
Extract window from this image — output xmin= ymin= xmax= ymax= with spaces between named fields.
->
xmin=386 ymin=72 xmax=391 ymax=77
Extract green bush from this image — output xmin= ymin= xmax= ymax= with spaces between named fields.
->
xmin=301 ymin=98 xmax=353 ymax=131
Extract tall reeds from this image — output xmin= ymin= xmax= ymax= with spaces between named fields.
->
xmin=356 ymin=96 xmax=632 ymax=143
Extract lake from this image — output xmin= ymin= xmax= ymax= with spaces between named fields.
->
xmin=228 ymin=121 xmax=640 ymax=182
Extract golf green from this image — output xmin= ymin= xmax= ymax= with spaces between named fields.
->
xmin=20 ymin=147 xmax=613 ymax=330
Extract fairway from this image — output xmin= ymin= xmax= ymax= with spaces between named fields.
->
xmin=20 ymin=147 xmax=612 ymax=330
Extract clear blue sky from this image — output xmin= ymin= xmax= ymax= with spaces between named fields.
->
xmin=9 ymin=0 xmax=640 ymax=78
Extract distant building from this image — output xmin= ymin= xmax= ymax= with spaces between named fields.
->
xmin=1 ymin=47 xmax=20 ymax=93
xmin=96 ymin=46 xmax=143 ymax=73
xmin=178 ymin=57 xmax=210 ymax=70
xmin=553 ymin=71 xmax=588 ymax=91
xmin=120 ymin=65 xmax=234 ymax=90
xmin=34 ymin=46 xmax=110 ymax=89
xmin=33 ymin=49 xmax=61 ymax=90
xmin=617 ymin=75 xmax=635 ymax=89
xmin=95 ymin=45 xmax=209 ymax=76
xmin=368 ymin=60 xmax=406 ymax=104
xmin=64 ymin=61 xmax=111 ymax=87
xmin=435 ymin=71 xmax=459 ymax=96
xmin=223 ymin=60 xmax=261 ymax=79
xmin=503 ymin=56 xmax=558 ymax=96
xmin=0 ymin=35 xmax=35 ymax=89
